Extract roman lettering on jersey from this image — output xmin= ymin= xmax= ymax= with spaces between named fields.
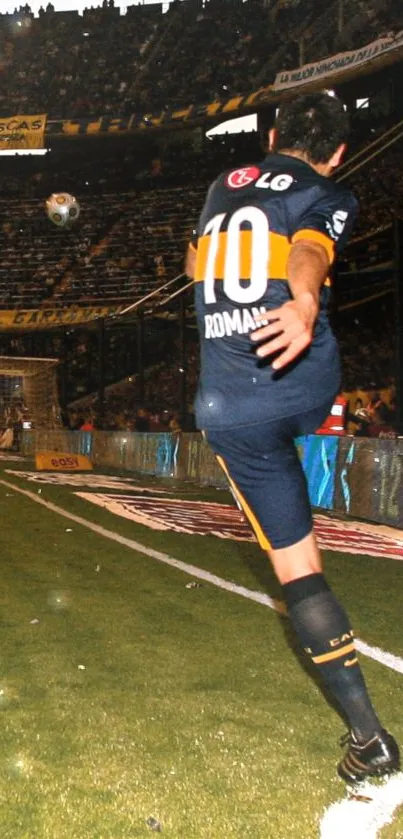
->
xmin=204 ymin=306 xmax=267 ymax=339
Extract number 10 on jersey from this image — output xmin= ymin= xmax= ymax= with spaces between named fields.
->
xmin=200 ymin=206 xmax=270 ymax=305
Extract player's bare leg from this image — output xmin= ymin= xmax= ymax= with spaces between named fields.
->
xmin=267 ymin=530 xmax=321 ymax=584
xmin=267 ymin=534 xmax=400 ymax=782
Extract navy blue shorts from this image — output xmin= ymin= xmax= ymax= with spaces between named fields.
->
xmin=206 ymin=400 xmax=333 ymax=550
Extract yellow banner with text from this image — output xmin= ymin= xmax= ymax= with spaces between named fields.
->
xmin=0 ymin=305 xmax=124 ymax=329
xmin=0 ymin=114 xmax=47 ymax=150
xmin=36 ymin=452 xmax=93 ymax=471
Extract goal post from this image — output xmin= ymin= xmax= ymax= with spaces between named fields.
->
xmin=0 ymin=356 xmax=61 ymax=434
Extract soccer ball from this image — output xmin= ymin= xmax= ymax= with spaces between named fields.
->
xmin=45 ymin=192 xmax=80 ymax=227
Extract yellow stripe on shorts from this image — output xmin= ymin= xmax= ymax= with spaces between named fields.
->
xmin=215 ymin=454 xmax=271 ymax=551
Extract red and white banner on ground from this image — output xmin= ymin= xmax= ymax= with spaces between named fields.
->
xmin=75 ymin=492 xmax=403 ymax=561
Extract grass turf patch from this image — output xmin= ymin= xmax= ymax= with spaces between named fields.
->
xmin=4 ymin=463 xmax=403 ymax=658
xmin=0 ymin=468 xmax=402 ymax=837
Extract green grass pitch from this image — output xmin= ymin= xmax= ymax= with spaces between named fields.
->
xmin=0 ymin=461 xmax=402 ymax=838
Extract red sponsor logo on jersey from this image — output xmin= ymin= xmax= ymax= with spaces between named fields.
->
xmin=225 ymin=166 xmax=260 ymax=189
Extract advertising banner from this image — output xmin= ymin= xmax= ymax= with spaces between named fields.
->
xmin=0 ymin=114 xmax=46 ymax=150
xmin=0 ymin=305 xmax=125 ymax=330
xmin=35 ymin=451 xmax=93 ymax=471
xmin=273 ymin=31 xmax=403 ymax=91
xmin=371 ymin=439 xmax=403 ymax=527
xmin=298 ymin=435 xmax=339 ymax=509
xmin=334 ymin=437 xmax=374 ymax=520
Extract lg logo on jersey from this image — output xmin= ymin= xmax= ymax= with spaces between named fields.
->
xmin=225 ymin=168 xmax=294 ymax=192
xmin=254 ymin=172 xmax=294 ymax=191
xmin=226 ymin=167 xmax=261 ymax=189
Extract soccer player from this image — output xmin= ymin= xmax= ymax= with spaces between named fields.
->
xmin=186 ymin=93 xmax=400 ymax=783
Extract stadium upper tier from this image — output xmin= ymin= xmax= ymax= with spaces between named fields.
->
xmin=0 ymin=0 xmax=401 ymax=119
xmin=0 ymin=120 xmax=402 ymax=313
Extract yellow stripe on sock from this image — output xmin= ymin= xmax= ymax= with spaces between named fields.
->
xmin=344 ymin=656 xmax=358 ymax=667
xmin=312 ymin=642 xmax=356 ymax=665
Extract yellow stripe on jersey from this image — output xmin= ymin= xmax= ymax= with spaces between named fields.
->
xmin=194 ymin=229 xmax=332 ymax=288
xmin=291 ymin=228 xmax=335 ymax=262
xmin=215 ymin=454 xmax=271 ymax=551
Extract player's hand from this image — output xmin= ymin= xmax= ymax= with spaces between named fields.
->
xmin=250 ymin=292 xmax=318 ymax=370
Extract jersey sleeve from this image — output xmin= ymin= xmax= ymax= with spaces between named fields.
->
xmin=290 ymin=188 xmax=358 ymax=264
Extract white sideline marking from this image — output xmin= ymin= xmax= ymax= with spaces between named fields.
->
xmin=1 ymin=477 xmax=403 ymax=676
xmin=320 ymin=772 xmax=403 ymax=839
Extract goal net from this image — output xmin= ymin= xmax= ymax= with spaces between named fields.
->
xmin=0 ymin=357 xmax=61 ymax=447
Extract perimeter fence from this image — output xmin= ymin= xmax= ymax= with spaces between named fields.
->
xmin=20 ymin=430 xmax=403 ymax=530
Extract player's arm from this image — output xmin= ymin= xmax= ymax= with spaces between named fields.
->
xmin=250 ymin=239 xmax=329 ymax=370
xmin=251 ymin=190 xmax=358 ymax=370
xmin=184 ymin=242 xmax=196 ymax=279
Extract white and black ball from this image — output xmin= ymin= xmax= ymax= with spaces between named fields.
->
xmin=45 ymin=192 xmax=80 ymax=227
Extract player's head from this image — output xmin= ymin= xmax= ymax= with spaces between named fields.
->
xmin=269 ymin=92 xmax=349 ymax=175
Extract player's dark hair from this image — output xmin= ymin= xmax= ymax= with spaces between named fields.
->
xmin=273 ymin=93 xmax=349 ymax=164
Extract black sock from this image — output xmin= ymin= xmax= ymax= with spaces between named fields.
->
xmin=282 ymin=573 xmax=382 ymax=741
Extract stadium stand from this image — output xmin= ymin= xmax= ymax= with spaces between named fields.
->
xmin=0 ymin=131 xmax=262 ymax=309
xmin=0 ymin=0 xmax=401 ymax=117
xmin=0 ymin=128 xmax=402 ymax=310
xmin=0 ymin=0 xmax=402 ymax=430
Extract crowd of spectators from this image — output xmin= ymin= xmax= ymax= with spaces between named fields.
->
xmin=1 ymin=128 xmax=402 ymax=314
xmin=0 ymin=121 xmax=400 ymax=432
xmin=0 ymin=0 xmax=402 ymax=434
xmin=335 ymin=304 xmax=395 ymax=393
xmin=347 ymin=147 xmax=403 ymax=237
xmin=0 ymin=132 xmax=261 ymax=309
xmin=292 ymin=0 xmax=403 ymax=67
xmin=0 ymin=0 xmax=401 ymax=120
xmin=0 ymin=1 xmax=161 ymax=119
xmin=63 ymin=334 xmax=199 ymax=431
xmin=0 ymin=182 xmax=203 ymax=308
xmin=0 ymin=292 xmax=395 ymax=434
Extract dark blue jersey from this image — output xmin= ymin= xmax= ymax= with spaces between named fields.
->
xmin=193 ymin=153 xmax=358 ymax=429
